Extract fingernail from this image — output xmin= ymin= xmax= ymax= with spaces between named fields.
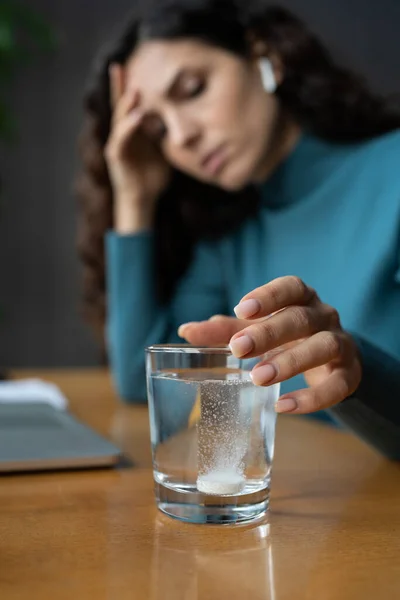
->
xmin=234 ymin=299 xmax=261 ymax=319
xmin=229 ymin=334 xmax=254 ymax=357
xmin=178 ymin=322 xmax=194 ymax=337
xmin=251 ymin=363 xmax=277 ymax=385
xmin=275 ymin=398 xmax=298 ymax=413
xmin=209 ymin=315 xmax=225 ymax=321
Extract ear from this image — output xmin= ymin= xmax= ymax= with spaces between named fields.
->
xmin=249 ymin=38 xmax=284 ymax=90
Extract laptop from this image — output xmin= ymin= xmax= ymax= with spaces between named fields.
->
xmin=0 ymin=402 xmax=121 ymax=473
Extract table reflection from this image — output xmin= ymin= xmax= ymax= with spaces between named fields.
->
xmin=150 ymin=517 xmax=275 ymax=600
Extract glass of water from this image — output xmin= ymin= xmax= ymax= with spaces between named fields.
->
xmin=145 ymin=345 xmax=280 ymax=525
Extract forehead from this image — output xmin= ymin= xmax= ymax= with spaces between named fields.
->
xmin=125 ymin=39 xmax=218 ymax=96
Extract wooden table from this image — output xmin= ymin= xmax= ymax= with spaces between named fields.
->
xmin=0 ymin=370 xmax=399 ymax=600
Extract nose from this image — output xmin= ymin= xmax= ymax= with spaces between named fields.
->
xmin=167 ymin=111 xmax=201 ymax=151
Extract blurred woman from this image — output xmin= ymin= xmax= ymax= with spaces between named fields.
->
xmin=77 ymin=1 xmax=400 ymax=458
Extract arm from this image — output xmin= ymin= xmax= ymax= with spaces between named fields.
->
xmin=328 ymin=334 xmax=400 ymax=460
xmin=105 ymin=231 xmax=228 ymax=402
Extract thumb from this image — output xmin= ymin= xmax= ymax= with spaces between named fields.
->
xmin=178 ymin=315 xmax=250 ymax=346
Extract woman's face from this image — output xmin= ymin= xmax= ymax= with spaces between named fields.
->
xmin=125 ymin=39 xmax=281 ymax=190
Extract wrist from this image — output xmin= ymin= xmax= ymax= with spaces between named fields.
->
xmin=114 ymin=194 xmax=155 ymax=234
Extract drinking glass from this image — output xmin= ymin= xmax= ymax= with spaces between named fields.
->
xmin=145 ymin=344 xmax=280 ymax=524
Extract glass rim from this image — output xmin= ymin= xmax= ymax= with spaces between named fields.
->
xmin=145 ymin=344 xmax=232 ymax=355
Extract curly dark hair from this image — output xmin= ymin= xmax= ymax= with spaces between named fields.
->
xmin=76 ymin=0 xmax=400 ymax=339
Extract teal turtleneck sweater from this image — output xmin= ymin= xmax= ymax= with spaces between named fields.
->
xmin=106 ymin=131 xmax=400 ymax=459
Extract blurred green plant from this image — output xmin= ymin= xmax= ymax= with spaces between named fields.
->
xmin=0 ymin=0 xmax=57 ymax=143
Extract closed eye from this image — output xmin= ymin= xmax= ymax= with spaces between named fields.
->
xmin=171 ymin=71 xmax=207 ymax=101
xmin=140 ymin=71 xmax=207 ymax=142
xmin=179 ymin=77 xmax=205 ymax=100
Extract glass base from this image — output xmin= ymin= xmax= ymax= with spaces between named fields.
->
xmin=155 ymin=481 xmax=270 ymax=525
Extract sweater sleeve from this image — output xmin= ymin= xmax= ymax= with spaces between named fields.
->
xmin=105 ymin=231 xmax=228 ymax=402
xmin=328 ymin=333 xmax=400 ymax=460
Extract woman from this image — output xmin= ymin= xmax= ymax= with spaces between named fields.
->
xmin=77 ymin=1 xmax=400 ymax=458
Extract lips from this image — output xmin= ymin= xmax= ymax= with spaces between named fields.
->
xmin=201 ymin=145 xmax=228 ymax=177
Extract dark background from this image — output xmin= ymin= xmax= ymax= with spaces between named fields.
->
xmin=0 ymin=0 xmax=399 ymax=367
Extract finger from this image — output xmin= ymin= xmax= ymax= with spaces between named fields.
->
xmin=112 ymin=89 xmax=140 ymax=125
xmin=109 ymin=63 xmax=124 ymax=109
xmin=251 ymin=331 xmax=343 ymax=386
xmin=178 ymin=316 xmax=250 ymax=346
xmin=275 ymin=365 xmax=360 ymax=415
xmin=234 ymin=276 xmax=317 ymax=320
xmin=229 ymin=303 xmax=333 ymax=359
xmin=105 ymin=109 xmax=144 ymax=160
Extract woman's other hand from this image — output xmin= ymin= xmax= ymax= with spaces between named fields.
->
xmin=105 ymin=63 xmax=171 ymax=233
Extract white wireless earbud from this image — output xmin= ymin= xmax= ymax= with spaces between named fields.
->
xmin=259 ymin=58 xmax=277 ymax=93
